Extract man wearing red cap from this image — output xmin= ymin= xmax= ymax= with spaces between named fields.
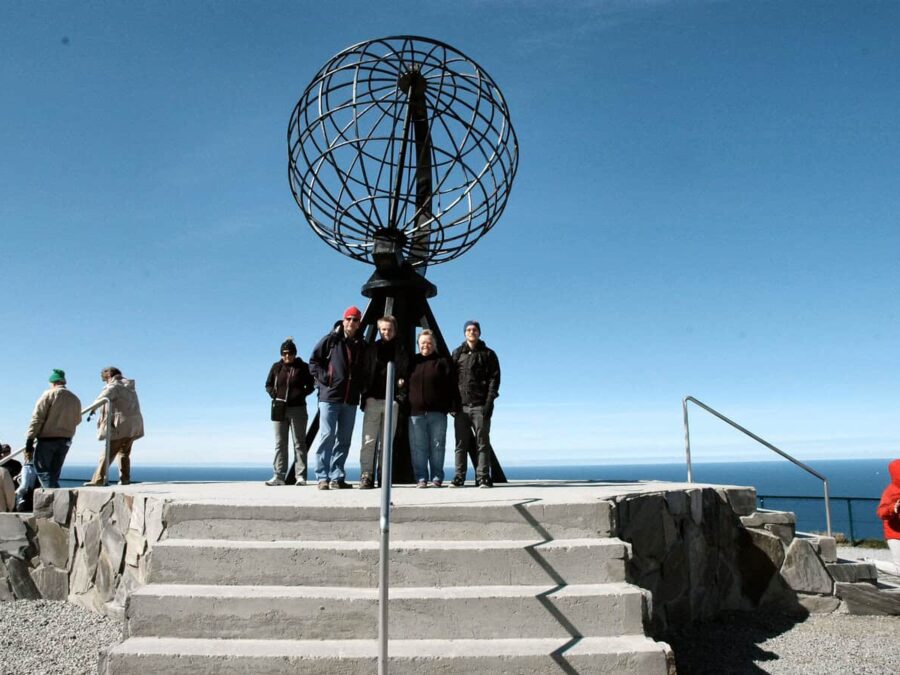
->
xmin=309 ymin=306 xmax=366 ymax=489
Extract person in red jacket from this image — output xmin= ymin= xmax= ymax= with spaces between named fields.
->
xmin=875 ymin=459 xmax=900 ymax=576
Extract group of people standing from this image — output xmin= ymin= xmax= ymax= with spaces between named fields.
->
xmin=265 ymin=306 xmax=500 ymax=490
xmin=0 ymin=367 xmax=144 ymax=512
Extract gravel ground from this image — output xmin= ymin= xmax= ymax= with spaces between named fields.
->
xmin=0 ymin=601 xmax=120 ymax=675
xmin=0 ymin=594 xmax=897 ymax=674
xmin=665 ymin=611 xmax=900 ymax=674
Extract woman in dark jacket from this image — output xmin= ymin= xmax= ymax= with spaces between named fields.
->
xmin=407 ymin=330 xmax=458 ymax=487
xmin=265 ymin=337 xmax=315 ymax=485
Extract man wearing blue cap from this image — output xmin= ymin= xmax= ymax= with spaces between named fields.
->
xmin=25 ymin=369 xmax=82 ymax=488
xmin=451 ymin=320 xmax=501 ymax=488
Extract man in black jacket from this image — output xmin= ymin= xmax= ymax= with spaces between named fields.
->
xmin=309 ymin=306 xmax=366 ymax=490
xmin=451 ymin=320 xmax=501 ymax=488
xmin=357 ymin=316 xmax=408 ymax=490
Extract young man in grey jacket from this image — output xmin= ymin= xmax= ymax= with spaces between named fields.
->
xmin=26 ymin=368 xmax=82 ymax=489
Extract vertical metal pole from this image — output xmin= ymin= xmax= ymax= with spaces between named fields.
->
xmin=682 ymin=398 xmax=694 ymax=483
xmin=846 ymin=498 xmax=854 ymax=544
xmin=378 ymin=361 xmax=396 ymax=675
xmin=103 ymin=398 xmax=112 ymax=487
xmin=823 ymin=479 xmax=832 ymax=537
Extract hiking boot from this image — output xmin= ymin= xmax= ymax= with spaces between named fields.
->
xmin=330 ymin=479 xmax=352 ymax=490
xmin=449 ymin=476 xmax=465 ymax=488
xmin=317 ymin=480 xmax=330 ymax=490
xmin=119 ymin=479 xmax=131 ymax=486
xmin=416 ymin=479 xmax=428 ymax=488
xmin=264 ymin=476 xmax=286 ymax=486
xmin=359 ymin=472 xmax=375 ymax=490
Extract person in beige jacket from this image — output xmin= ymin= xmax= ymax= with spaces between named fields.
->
xmin=84 ymin=367 xmax=144 ymax=486
xmin=26 ymin=369 xmax=82 ymax=488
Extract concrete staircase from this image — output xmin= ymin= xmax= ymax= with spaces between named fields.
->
xmin=102 ymin=493 xmax=673 ymax=673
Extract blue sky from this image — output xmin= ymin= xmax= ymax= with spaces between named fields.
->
xmin=2 ymin=1 xmax=898 ymax=469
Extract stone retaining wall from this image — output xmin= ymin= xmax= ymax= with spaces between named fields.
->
xmin=610 ymin=486 xmax=860 ymax=635
xmin=0 ymin=489 xmax=163 ymax=617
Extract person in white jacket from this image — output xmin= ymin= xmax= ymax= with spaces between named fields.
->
xmin=84 ymin=367 xmax=144 ymax=486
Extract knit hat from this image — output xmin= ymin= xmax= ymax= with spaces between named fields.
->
xmin=280 ymin=337 xmax=297 ymax=354
xmin=49 ymin=368 xmax=66 ymax=384
xmin=464 ymin=320 xmax=481 ymax=332
xmin=344 ymin=306 xmax=362 ymax=320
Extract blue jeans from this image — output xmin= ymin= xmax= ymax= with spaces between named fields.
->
xmin=34 ymin=438 xmax=71 ymax=488
xmin=313 ymin=402 xmax=357 ymax=481
xmin=409 ymin=412 xmax=447 ymax=483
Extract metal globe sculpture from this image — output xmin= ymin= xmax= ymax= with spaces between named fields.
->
xmin=287 ymin=36 xmax=517 ymax=484
xmin=288 ymin=36 xmax=518 ymax=269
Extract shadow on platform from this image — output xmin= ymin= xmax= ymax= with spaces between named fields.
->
xmin=663 ymin=609 xmax=806 ymax=674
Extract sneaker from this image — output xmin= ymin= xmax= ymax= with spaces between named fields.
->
xmin=330 ymin=479 xmax=352 ymax=490
xmin=318 ymin=480 xmax=330 ymax=490
xmin=478 ymin=478 xmax=493 ymax=489
xmin=359 ymin=472 xmax=374 ymax=490
xmin=417 ymin=479 xmax=428 ymax=488
xmin=82 ymin=481 xmax=103 ymax=486
xmin=449 ymin=476 xmax=465 ymax=488
xmin=265 ymin=476 xmax=286 ymax=486
xmin=432 ymin=479 xmax=443 ymax=488
xmin=119 ymin=479 xmax=131 ymax=486
xmin=295 ymin=478 xmax=307 ymax=486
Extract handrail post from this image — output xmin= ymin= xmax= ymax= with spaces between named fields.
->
xmin=846 ymin=497 xmax=854 ymax=544
xmin=682 ymin=397 xmax=693 ymax=483
xmin=822 ymin=479 xmax=832 ymax=538
xmin=378 ymin=361 xmax=396 ymax=675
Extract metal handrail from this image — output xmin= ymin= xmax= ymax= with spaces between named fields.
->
xmin=378 ymin=361 xmax=396 ymax=674
xmin=0 ymin=447 xmax=25 ymax=467
xmin=83 ymin=397 xmax=113 ymax=486
xmin=1 ymin=398 xmax=112 ymax=482
xmin=683 ymin=395 xmax=832 ymax=536
xmin=758 ymin=494 xmax=878 ymax=544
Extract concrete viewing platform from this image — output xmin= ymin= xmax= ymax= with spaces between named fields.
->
xmin=74 ymin=477 xmax=740 ymax=504
xmin=2 ymin=478 xmax=892 ymax=673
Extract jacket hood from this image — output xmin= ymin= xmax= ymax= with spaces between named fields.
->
xmin=890 ymin=459 xmax=900 ymax=486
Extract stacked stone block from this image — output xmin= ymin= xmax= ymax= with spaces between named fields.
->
xmin=0 ymin=489 xmax=162 ymax=618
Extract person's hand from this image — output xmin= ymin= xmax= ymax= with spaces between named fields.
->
xmin=894 ymin=499 xmax=900 ymax=515
xmin=483 ymin=399 xmax=494 ymax=418
xmin=25 ymin=438 xmax=34 ymax=453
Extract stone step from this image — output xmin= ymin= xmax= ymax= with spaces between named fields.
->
xmin=827 ymin=560 xmax=877 ymax=583
xmin=126 ymin=582 xmax=647 ymax=640
xmin=161 ymin=500 xmax=613 ymax=541
xmin=835 ymin=581 xmax=900 ymax=615
xmin=149 ymin=537 xmax=628 ymax=587
xmin=102 ymin=636 xmax=672 ymax=674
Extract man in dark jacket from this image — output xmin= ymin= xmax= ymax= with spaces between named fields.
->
xmin=309 ymin=306 xmax=366 ymax=489
xmin=265 ymin=338 xmax=315 ymax=486
xmin=357 ymin=316 xmax=409 ymax=490
xmin=451 ymin=320 xmax=500 ymax=488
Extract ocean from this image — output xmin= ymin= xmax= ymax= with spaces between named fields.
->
xmin=59 ymin=457 xmax=893 ymax=541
